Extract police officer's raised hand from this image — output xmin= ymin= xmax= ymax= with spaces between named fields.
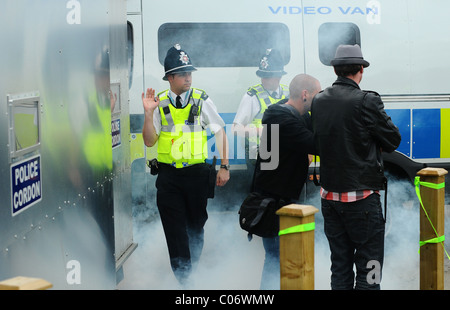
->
xmin=142 ymin=88 xmax=160 ymax=113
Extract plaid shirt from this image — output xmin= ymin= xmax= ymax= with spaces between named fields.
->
xmin=320 ymin=187 xmax=379 ymax=202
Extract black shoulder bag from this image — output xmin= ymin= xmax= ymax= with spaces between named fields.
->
xmin=238 ymin=192 xmax=280 ymax=241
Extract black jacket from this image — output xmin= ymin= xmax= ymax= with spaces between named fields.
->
xmin=311 ymin=76 xmax=401 ymax=192
xmin=254 ymin=100 xmax=315 ymax=200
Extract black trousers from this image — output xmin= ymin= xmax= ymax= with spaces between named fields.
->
xmin=155 ymin=163 xmax=210 ymax=284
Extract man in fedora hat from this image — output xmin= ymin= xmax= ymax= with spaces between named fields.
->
xmin=232 ymin=48 xmax=289 ymax=189
xmin=142 ymin=44 xmax=230 ymax=286
xmin=311 ymin=44 xmax=401 ymax=290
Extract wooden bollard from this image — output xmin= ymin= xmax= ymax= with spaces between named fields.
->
xmin=0 ymin=276 xmax=52 ymax=290
xmin=417 ymin=167 xmax=448 ymax=290
xmin=276 ymin=204 xmax=318 ymax=290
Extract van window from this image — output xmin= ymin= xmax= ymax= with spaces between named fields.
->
xmin=127 ymin=21 xmax=134 ymax=89
xmin=158 ymin=23 xmax=290 ymax=67
xmin=8 ymin=92 xmax=41 ymax=161
xmin=318 ymin=23 xmax=361 ymax=66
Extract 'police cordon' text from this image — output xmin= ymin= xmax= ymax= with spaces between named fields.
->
xmin=11 ymin=155 xmax=42 ymax=216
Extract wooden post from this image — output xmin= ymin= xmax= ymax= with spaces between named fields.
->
xmin=276 ymin=204 xmax=318 ymax=290
xmin=417 ymin=167 xmax=448 ymax=290
xmin=0 ymin=276 xmax=52 ymax=290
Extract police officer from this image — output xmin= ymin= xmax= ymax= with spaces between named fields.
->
xmin=142 ymin=44 xmax=230 ymax=285
xmin=232 ymin=48 xmax=289 ymax=187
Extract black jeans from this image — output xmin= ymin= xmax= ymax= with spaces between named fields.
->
xmin=321 ymin=193 xmax=385 ymax=290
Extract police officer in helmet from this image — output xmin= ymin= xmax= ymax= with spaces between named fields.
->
xmin=232 ymin=48 xmax=289 ymax=188
xmin=142 ymin=44 xmax=230 ymax=286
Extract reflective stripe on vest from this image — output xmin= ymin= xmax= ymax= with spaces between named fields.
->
xmin=247 ymin=84 xmax=289 ymax=146
xmin=157 ymin=89 xmax=208 ymax=168
xmin=251 ymin=84 xmax=289 ymax=127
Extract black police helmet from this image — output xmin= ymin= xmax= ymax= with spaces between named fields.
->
xmin=256 ymin=48 xmax=287 ymax=78
xmin=163 ymin=44 xmax=197 ymax=80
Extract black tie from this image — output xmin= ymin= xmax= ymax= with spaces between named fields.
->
xmin=176 ymin=95 xmax=182 ymax=108
xmin=271 ymin=92 xmax=277 ymax=99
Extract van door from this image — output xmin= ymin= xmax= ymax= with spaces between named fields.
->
xmin=127 ymin=14 xmax=147 ymax=164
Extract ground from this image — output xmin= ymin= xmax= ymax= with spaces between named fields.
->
xmin=118 ymin=170 xmax=450 ymax=290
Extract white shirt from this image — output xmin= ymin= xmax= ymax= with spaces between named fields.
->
xmin=231 ymin=86 xmax=280 ymax=159
xmin=233 ymin=86 xmax=282 ymax=126
xmin=152 ymin=88 xmax=225 ymax=135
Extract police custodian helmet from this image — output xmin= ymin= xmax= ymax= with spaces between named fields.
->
xmin=256 ymin=48 xmax=287 ymax=78
xmin=163 ymin=44 xmax=197 ymax=80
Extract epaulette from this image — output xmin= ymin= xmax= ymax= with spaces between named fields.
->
xmin=193 ymin=88 xmax=209 ymax=101
xmin=246 ymin=88 xmax=257 ymax=97
xmin=200 ymin=91 xmax=209 ymax=101
xmin=157 ymin=89 xmax=168 ymax=97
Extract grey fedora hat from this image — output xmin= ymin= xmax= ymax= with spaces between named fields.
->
xmin=330 ymin=44 xmax=370 ymax=68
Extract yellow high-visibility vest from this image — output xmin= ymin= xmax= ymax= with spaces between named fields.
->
xmin=250 ymin=84 xmax=289 ymax=128
xmin=156 ymin=88 xmax=208 ymax=168
xmin=249 ymin=84 xmax=289 ymax=144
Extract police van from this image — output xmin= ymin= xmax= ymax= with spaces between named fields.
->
xmin=0 ymin=0 xmax=135 ymax=289
xmin=126 ymin=0 xmax=450 ymax=207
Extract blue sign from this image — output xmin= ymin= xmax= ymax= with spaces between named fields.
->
xmin=11 ymin=155 xmax=42 ymax=216
xmin=112 ymin=119 xmax=121 ymax=148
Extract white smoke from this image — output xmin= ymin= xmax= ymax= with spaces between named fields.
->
xmin=380 ymin=177 xmax=420 ymax=289
xmin=117 ymin=210 xmax=265 ymax=290
xmin=118 ymin=176 xmax=449 ymax=290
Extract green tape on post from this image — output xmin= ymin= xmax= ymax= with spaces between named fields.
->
xmin=279 ymin=222 xmax=315 ymax=236
xmin=415 ymin=176 xmax=450 ymax=260
xmin=420 ymin=235 xmax=445 ymax=247
xmin=416 ymin=179 xmax=445 ymax=190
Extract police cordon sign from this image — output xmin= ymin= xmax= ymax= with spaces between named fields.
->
xmin=112 ymin=118 xmax=121 ymax=148
xmin=11 ymin=155 xmax=42 ymax=216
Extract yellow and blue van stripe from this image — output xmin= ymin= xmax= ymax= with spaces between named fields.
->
xmin=387 ymin=108 xmax=450 ymax=160
xmin=131 ymin=109 xmax=450 ymax=166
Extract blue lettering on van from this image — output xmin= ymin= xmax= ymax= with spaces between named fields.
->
xmin=268 ymin=6 xmax=378 ymax=15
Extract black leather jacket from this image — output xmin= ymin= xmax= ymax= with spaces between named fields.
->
xmin=311 ymin=76 xmax=401 ymax=192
